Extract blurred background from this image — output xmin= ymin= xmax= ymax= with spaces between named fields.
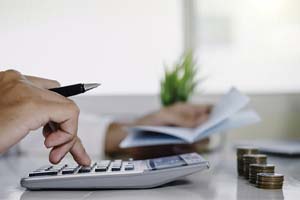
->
xmin=1 ymin=0 xmax=300 ymax=141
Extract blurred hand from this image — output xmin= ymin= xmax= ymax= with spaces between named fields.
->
xmin=135 ymin=102 xmax=211 ymax=128
xmin=105 ymin=102 xmax=212 ymax=159
xmin=0 ymin=70 xmax=91 ymax=166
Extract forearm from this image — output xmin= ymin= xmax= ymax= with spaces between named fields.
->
xmin=0 ymin=107 xmax=30 ymax=153
xmin=104 ymin=122 xmax=130 ymax=157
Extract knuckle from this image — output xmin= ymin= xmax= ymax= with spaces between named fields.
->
xmin=51 ymin=80 xmax=61 ymax=87
xmin=68 ymin=100 xmax=80 ymax=115
xmin=71 ymin=136 xmax=79 ymax=145
xmin=69 ymin=132 xmax=77 ymax=140
xmin=4 ymin=69 xmax=22 ymax=78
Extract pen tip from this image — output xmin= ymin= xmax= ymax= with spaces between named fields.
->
xmin=84 ymin=83 xmax=101 ymax=91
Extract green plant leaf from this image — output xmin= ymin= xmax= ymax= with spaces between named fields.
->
xmin=160 ymin=50 xmax=200 ymax=106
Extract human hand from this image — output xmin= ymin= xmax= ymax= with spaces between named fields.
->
xmin=135 ymin=102 xmax=211 ymax=127
xmin=0 ymin=70 xmax=91 ymax=166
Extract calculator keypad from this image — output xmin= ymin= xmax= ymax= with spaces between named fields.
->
xmin=28 ymin=159 xmax=136 ymax=177
xmin=22 ymin=153 xmax=208 ymax=190
xmin=27 ymin=153 xmax=205 ymax=177
xmin=29 ymin=164 xmax=67 ymax=177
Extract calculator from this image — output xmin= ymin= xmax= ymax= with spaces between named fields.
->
xmin=21 ymin=153 xmax=209 ymax=190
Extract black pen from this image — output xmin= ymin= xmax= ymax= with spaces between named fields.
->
xmin=49 ymin=83 xmax=101 ymax=97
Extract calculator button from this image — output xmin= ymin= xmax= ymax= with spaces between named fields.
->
xmin=124 ymin=164 xmax=134 ymax=171
xmin=95 ymin=166 xmax=108 ymax=172
xmin=180 ymin=153 xmax=203 ymax=165
xmin=95 ymin=161 xmax=110 ymax=172
xmin=98 ymin=160 xmax=111 ymax=168
xmin=62 ymin=167 xmax=77 ymax=175
xmin=78 ymin=166 xmax=92 ymax=173
xmin=29 ymin=170 xmax=58 ymax=177
xmin=111 ymin=160 xmax=122 ymax=171
xmin=149 ymin=156 xmax=186 ymax=170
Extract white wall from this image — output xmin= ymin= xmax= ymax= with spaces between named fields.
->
xmin=0 ymin=0 xmax=183 ymax=94
xmin=195 ymin=0 xmax=300 ymax=94
xmin=1 ymin=0 xmax=300 ymax=95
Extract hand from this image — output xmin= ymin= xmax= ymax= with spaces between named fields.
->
xmin=105 ymin=102 xmax=212 ymax=159
xmin=135 ymin=102 xmax=211 ymax=127
xmin=0 ymin=70 xmax=91 ymax=166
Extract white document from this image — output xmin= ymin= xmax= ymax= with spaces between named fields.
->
xmin=120 ymin=88 xmax=261 ymax=148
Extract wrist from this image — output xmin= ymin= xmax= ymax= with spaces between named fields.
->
xmin=104 ymin=122 xmax=130 ymax=156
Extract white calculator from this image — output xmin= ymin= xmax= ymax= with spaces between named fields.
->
xmin=21 ymin=153 xmax=209 ymax=190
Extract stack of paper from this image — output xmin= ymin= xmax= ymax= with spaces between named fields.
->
xmin=120 ymin=88 xmax=261 ymax=148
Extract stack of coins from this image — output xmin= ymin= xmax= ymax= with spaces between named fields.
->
xmin=236 ymin=147 xmax=259 ymax=176
xmin=256 ymin=173 xmax=284 ymax=189
xmin=249 ymin=164 xmax=275 ymax=184
xmin=243 ymin=154 xmax=267 ymax=179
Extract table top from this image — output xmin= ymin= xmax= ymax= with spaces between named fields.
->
xmin=1 ymin=145 xmax=300 ymax=200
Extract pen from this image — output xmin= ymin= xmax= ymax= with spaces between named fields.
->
xmin=49 ymin=83 xmax=101 ymax=97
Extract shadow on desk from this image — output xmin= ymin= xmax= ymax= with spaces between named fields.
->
xmin=20 ymin=178 xmax=286 ymax=200
xmin=236 ymin=177 xmax=284 ymax=200
xmin=19 ymin=180 xmax=191 ymax=200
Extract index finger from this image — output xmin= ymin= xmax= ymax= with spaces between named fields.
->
xmin=48 ymin=136 xmax=91 ymax=166
xmin=70 ymin=137 xmax=91 ymax=166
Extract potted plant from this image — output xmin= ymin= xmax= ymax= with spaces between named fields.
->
xmin=160 ymin=51 xmax=199 ymax=106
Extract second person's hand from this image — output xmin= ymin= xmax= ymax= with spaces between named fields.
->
xmin=105 ymin=102 xmax=212 ymax=158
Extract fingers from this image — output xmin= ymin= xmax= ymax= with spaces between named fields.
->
xmin=192 ymin=104 xmax=213 ymax=115
xmin=2 ymin=69 xmax=23 ymax=80
xmin=25 ymin=75 xmax=60 ymax=89
xmin=43 ymin=122 xmax=59 ymax=137
xmin=2 ymin=71 xmax=60 ymax=89
xmin=160 ymin=110 xmax=199 ymax=128
xmin=196 ymin=114 xmax=209 ymax=125
xmin=70 ymin=138 xmax=91 ymax=166
xmin=0 ymin=69 xmax=88 ymax=165
xmin=49 ymin=137 xmax=77 ymax=164
xmin=42 ymin=101 xmax=80 ymax=136
xmin=161 ymin=103 xmax=212 ymax=128
xmin=172 ymin=103 xmax=212 ymax=116
xmin=44 ymin=129 xmax=73 ymax=148
xmin=40 ymin=99 xmax=90 ymax=166
xmin=48 ymin=137 xmax=91 ymax=166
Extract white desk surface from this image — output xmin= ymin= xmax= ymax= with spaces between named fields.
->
xmin=1 ymin=146 xmax=300 ymax=200
xmin=1 ymin=96 xmax=300 ymax=200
